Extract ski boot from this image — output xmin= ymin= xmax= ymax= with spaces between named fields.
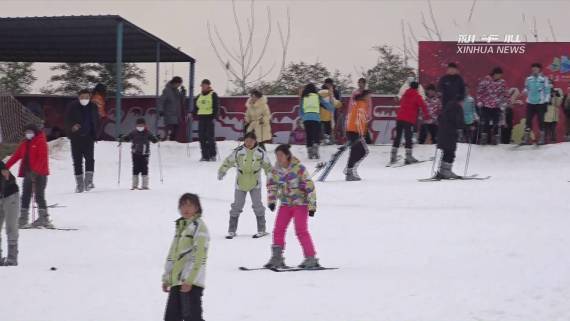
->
xmin=2 ymin=243 xmax=18 ymax=266
xmin=131 ymin=175 xmax=139 ymax=190
xmin=225 ymin=232 xmax=237 ymax=240
xmin=298 ymin=257 xmax=321 ymax=269
xmin=30 ymin=209 xmax=55 ymax=229
xmin=389 ymin=147 xmax=399 ymax=165
xmin=538 ymin=130 xmax=545 ymax=145
xmin=18 ymin=208 xmax=29 ymax=228
xmin=345 ymin=168 xmax=361 ymax=181
xmin=253 ymin=216 xmax=268 ymax=239
xmin=141 ymin=176 xmax=149 ymax=190
xmin=75 ymin=174 xmax=84 ymax=193
xmin=264 ymin=245 xmax=286 ymax=269
xmin=84 ymin=171 xmax=95 ymax=191
xmin=435 ymin=161 xmax=461 ymax=179
xmin=404 ymin=148 xmax=418 ymax=164
xmin=480 ymin=133 xmax=488 ymax=145
xmin=307 ymin=147 xmax=314 ymax=160
xmin=312 ymin=145 xmax=320 ymax=160
xmin=491 ymin=134 xmax=499 ymax=145
xmin=226 ymin=216 xmax=239 ymax=239
xmin=521 ymin=130 xmax=531 ymax=145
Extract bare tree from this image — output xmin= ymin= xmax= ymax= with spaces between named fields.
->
xmin=207 ymin=0 xmax=291 ymax=95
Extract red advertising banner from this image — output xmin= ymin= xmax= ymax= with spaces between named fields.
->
xmin=419 ymin=41 xmax=570 ymax=142
xmin=15 ymin=95 xmax=400 ymax=145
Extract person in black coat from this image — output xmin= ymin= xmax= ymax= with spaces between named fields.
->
xmin=65 ymin=88 xmax=100 ymax=193
xmin=434 ymin=63 xmax=467 ymax=179
xmin=437 ymin=63 xmax=466 ymax=108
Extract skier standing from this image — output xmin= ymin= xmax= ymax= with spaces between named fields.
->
xmin=265 ymin=144 xmax=320 ymax=269
xmin=320 ymin=78 xmax=342 ymax=145
xmin=476 ymin=67 xmax=508 ymax=145
xmin=434 ymin=63 xmax=466 ymax=179
xmin=65 ymin=89 xmax=100 ymax=193
xmin=418 ymin=84 xmax=442 ymax=144
xmin=119 ymin=118 xmax=159 ymax=190
xmin=244 ymin=90 xmax=272 ymax=150
xmin=158 ymin=77 xmax=185 ymax=141
xmin=522 ymin=63 xmax=549 ymax=145
xmin=390 ymin=82 xmax=430 ymax=165
xmin=5 ymin=123 xmax=51 ymax=228
xmin=0 ymin=161 xmax=20 ymax=266
xmin=193 ymin=79 xmax=219 ymax=161
xmin=218 ymin=132 xmax=272 ymax=239
xmin=345 ymin=90 xmax=372 ymax=181
xmin=162 ymin=193 xmax=209 ymax=321
xmin=299 ymin=84 xmax=334 ymax=159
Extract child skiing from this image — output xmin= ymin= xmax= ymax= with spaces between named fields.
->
xmin=0 ymin=161 xmax=20 ymax=266
xmin=162 ymin=193 xmax=209 ymax=321
xmin=218 ymin=132 xmax=272 ymax=239
xmin=119 ymin=118 xmax=159 ymax=190
xmin=344 ymin=89 xmax=372 ymax=181
xmin=265 ymin=144 xmax=320 ymax=269
xmin=462 ymin=85 xmax=479 ymax=144
xmin=390 ymin=82 xmax=430 ymax=165
xmin=5 ymin=123 xmax=52 ymax=228
xmin=419 ymin=84 xmax=441 ymax=144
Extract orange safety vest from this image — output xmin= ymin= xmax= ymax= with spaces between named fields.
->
xmin=346 ymin=100 xmax=369 ymax=136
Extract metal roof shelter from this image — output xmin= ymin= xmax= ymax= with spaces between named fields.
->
xmin=0 ymin=15 xmax=196 ymax=137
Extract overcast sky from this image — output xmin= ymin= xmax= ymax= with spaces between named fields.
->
xmin=3 ymin=0 xmax=570 ymax=95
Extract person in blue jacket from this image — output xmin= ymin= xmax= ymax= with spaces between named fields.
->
xmin=522 ymin=63 xmax=549 ymax=145
xmin=299 ymin=83 xmax=334 ymax=159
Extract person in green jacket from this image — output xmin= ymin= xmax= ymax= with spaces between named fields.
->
xmin=162 ymin=193 xmax=209 ymax=321
xmin=218 ymin=131 xmax=272 ymax=239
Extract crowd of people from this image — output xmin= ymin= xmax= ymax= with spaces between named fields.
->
xmin=1 ymin=62 xmax=569 ymax=321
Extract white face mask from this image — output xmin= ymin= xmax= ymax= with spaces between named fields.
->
xmin=25 ymin=132 xmax=35 ymax=140
xmin=79 ymin=99 xmax=90 ymax=106
xmin=136 ymin=126 xmax=145 ymax=132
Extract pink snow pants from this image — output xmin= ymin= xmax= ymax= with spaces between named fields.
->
xmin=272 ymin=205 xmax=316 ymax=257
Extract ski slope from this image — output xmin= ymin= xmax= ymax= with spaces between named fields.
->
xmin=1 ymin=138 xmax=570 ymax=321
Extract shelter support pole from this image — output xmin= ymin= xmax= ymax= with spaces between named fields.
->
xmin=115 ymin=20 xmax=124 ymax=139
xmin=155 ymin=42 xmax=161 ymax=134
xmin=188 ymin=62 xmax=196 ymax=142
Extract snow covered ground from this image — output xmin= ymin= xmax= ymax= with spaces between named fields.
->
xmin=1 ymin=138 xmax=570 ymax=321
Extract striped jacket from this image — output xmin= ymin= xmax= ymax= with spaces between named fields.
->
xmin=162 ymin=216 xmax=209 ymax=288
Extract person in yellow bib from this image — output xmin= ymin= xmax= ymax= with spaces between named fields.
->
xmin=300 ymin=83 xmax=334 ymax=159
xmin=193 ymin=79 xmax=220 ymax=161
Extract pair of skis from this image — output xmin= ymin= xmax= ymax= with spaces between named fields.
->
xmin=418 ymin=174 xmax=491 ymax=182
xmin=386 ymin=157 xmax=434 ymax=168
xmin=239 ymin=266 xmax=338 ymax=272
xmin=316 ymin=143 xmax=350 ymax=182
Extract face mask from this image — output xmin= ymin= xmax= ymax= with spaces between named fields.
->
xmin=79 ymin=99 xmax=90 ymax=106
xmin=136 ymin=126 xmax=145 ymax=132
xmin=25 ymin=132 xmax=35 ymax=140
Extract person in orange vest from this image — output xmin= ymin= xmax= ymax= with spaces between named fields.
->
xmin=344 ymin=90 xmax=372 ymax=181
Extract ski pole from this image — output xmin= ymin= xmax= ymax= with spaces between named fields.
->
xmin=464 ymin=136 xmax=473 ymax=176
xmin=31 ymin=179 xmax=36 ymax=223
xmin=117 ymin=142 xmax=122 ymax=186
xmin=430 ymin=147 xmax=439 ymax=177
xmin=157 ymin=142 xmax=164 ymax=184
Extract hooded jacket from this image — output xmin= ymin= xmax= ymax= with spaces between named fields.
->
xmin=162 ymin=216 xmax=209 ymax=288
xmin=396 ymin=88 xmax=430 ymax=125
xmin=267 ymin=157 xmax=316 ymax=211
xmin=5 ymin=128 xmax=49 ymax=177
xmin=245 ymin=96 xmax=272 ymax=142
xmin=218 ymin=145 xmax=272 ymax=192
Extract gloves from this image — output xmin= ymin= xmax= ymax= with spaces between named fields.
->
xmin=268 ymin=203 xmax=276 ymax=212
xmin=159 ymin=111 xmax=164 ymax=117
xmin=309 ymin=210 xmax=316 ymax=217
xmin=217 ymin=172 xmax=225 ymax=181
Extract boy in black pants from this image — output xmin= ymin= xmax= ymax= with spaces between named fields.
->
xmin=119 ymin=118 xmax=159 ymax=190
xmin=436 ymin=100 xmax=465 ymax=179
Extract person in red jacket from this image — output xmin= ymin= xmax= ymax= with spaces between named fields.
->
xmin=5 ymin=123 xmax=53 ymax=229
xmin=390 ymin=82 xmax=431 ymax=165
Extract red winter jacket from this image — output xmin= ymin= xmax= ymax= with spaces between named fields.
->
xmin=396 ymin=88 xmax=430 ymax=124
xmin=5 ymin=132 xmax=50 ymax=177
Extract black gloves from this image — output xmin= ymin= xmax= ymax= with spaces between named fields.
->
xmin=309 ymin=210 xmax=316 ymax=217
xmin=268 ymin=203 xmax=276 ymax=212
